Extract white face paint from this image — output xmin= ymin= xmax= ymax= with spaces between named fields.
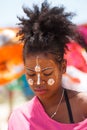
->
xmin=47 ymin=78 xmax=55 ymax=86
xmin=28 ymin=78 xmax=34 ymax=86
xmin=35 ymin=65 xmax=41 ymax=72
xmin=27 ymin=57 xmax=55 ymax=86
xmin=35 ymin=56 xmax=41 ymax=85
xmin=37 ymin=73 xmax=40 ymax=85
xmin=35 ymin=56 xmax=41 ymax=72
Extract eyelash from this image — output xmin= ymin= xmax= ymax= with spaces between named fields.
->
xmin=27 ymin=73 xmax=36 ymax=77
xmin=27 ymin=71 xmax=53 ymax=77
xmin=43 ymin=71 xmax=53 ymax=76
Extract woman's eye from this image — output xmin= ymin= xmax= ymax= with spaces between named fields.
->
xmin=27 ymin=73 xmax=36 ymax=77
xmin=43 ymin=71 xmax=53 ymax=76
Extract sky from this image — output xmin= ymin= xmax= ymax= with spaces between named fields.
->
xmin=0 ymin=0 xmax=87 ymax=27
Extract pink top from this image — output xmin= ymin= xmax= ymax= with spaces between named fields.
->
xmin=8 ymin=96 xmax=87 ymax=130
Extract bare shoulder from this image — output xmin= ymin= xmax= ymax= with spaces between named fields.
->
xmin=77 ymin=92 xmax=87 ymax=115
xmin=68 ymin=90 xmax=87 ymax=102
xmin=67 ymin=90 xmax=87 ymax=106
xmin=66 ymin=89 xmax=87 ymax=107
xmin=77 ymin=92 xmax=87 ymax=103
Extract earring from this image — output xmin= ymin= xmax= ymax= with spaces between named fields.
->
xmin=47 ymin=78 xmax=55 ymax=86
xmin=28 ymin=79 xmax=34 ymax=85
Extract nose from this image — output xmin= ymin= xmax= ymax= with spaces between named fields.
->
xmin=37 ymin=73 xmax=40 ymax=85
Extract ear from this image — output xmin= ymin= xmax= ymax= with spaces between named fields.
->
xmin=62 ymin=59 xmax=67 ymax=73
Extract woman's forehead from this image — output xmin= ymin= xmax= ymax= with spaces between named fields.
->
xmin=25 ymin=53 xmax=56 ymax=67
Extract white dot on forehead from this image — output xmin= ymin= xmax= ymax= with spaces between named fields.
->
xmin=35 ymin=65 xmax=41 ymax=72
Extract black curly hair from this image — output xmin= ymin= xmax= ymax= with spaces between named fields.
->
xmin=17 ymin=0 xmax=86 ymax=63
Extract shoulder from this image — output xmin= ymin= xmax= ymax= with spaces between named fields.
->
xmin=9 ymin=96 xmax=37 ymax=120
xmin=8 ymin=96 xmax=40 ymax=129
xmin=67 ymin=89 xmax=87 ymax=103
xmin=77 ymin=92 xmax=87 ymax=103
xmin=77 ymin=92 xmax=87 ymax=115
xmin=67 ymin=90 xmax=87 ymax=111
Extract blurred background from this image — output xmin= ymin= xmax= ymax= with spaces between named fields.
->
xmin=0 ymin=0 xmax=87 ymax=130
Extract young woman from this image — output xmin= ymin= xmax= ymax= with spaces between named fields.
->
xmin=8 ymin=1 xmax=87 ymax=130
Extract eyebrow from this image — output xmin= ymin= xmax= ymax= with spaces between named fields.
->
xmin=42 ymin=67 xmax=54 ymax=72
xmin=25 ymin=67 xmax=54 ymax=72
xmin=25 ymin=67 xmax=35 ymax=72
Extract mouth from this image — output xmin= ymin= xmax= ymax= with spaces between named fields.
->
xmin=34 ymin=86 xmax=48 ymax=94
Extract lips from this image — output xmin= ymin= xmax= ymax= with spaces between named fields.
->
xmin=34 ymin=86 xmax=48 ymax=94
xmin=34 ymin=89 xmax=47 ymax=91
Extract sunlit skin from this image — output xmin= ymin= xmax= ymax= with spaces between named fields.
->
xmin=24 ymin=53 xmax=87 ymax=123
xmin=25 ymin=53 xmax=66 ymax=96
xmin=24 ymin=52 xmax=67 ymax=114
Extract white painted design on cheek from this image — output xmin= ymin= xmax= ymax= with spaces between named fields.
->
xmin=28 ymin=79 xmax=34 ymax=86
xmin=37 ymin=73 xmax=40 ymax=85
xmin=47 ymin=78 xmax=55 ymax=86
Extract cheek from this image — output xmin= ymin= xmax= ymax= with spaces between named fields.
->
xmin=47 ymin=78 xmax=55 ymax=86
xmin=26 ymin=73 xmax=61 ymax=87
xmin=28 ymin=78 xmax=34 ymax=86
xmin=46 ymin=73 xmax=57 ymax=86
xmin=25 ymin=74 xmax=34 ymax=86
xmin=53 ymin=71 xmax=62 ymax=85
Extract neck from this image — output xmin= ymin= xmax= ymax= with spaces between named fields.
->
xmin=38 ymin=88 xmax=64 ymax=115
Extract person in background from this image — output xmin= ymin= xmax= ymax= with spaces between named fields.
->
xmin=8 ymin=1 xmax=87 ymax=130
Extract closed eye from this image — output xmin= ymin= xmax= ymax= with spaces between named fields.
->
xmin=43 ymin=71 xmax=53 ymax=76
xmin=25 ymin=67 xmax=36 ymax=77
xmin=26 ymin=73 xmax=36 ymax=77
